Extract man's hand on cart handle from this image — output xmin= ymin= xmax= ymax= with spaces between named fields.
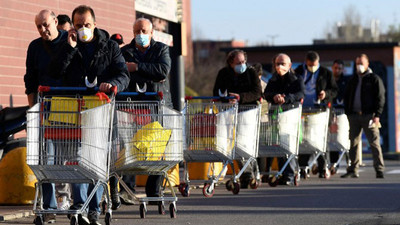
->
xmin=273 ymin=94 xmax=285 ymax=105
xmin=229 ymin=93 xmax=240 ymax=104
xmin=99 ymin=82 xmax=116 ymax=93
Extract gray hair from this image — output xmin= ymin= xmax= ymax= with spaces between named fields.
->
xmin=134 ymin=17 xmax=153 ymax=30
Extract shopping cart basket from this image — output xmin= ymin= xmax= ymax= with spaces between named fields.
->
xmin=111 ymin=92 xmax=183 ymax=218
xmin=179 ymin=96 xmax=238 ymax=197
xmin=258 ymin=103 xmax=302 ymax=187
xmin=299 ymin=106 xmax=330 ymax=178
xmin=327 ymin=107 xmax=350 ymax=175
xmin=225 ymin=104 xmax=261 ymax=190
xmin=27 ymin=86 xmax=116 ymax=225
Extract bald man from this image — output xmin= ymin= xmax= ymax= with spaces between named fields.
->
xmin=264 ymin=53 xmax=305 ymax=105
xmin=24 ymin=9 xmax=68 ymax=107
xmin=24 ymin=9 xmax=69 ymax=223
xmin=263 ymin=53 xmax=305 ymax=185
xmin=118 ymin=17 xmax=172 ymax=204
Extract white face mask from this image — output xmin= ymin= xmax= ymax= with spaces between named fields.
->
xmin=307 ymin=65 xmax=319 ymax=73
xmin=357 ymin=65 xmax=366 ymax=74
xmin=77 ymin=27 xmax=93 ymax=42
xmin=276 ymin=65 xmax=288 ymax=75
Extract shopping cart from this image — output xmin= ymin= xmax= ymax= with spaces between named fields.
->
xmin=179 ymin=96 xmax=238 ymax=197
xmin=299 ymin=106 xmax=330 ymax=179
xmin=225 ymin=104 xmax=261 ymax=190
xmin=111 ymin=92 xmax=183 ymax=218
xmin=327 ymin=107 xmax=350 ymax=175
xmin=258 ymin=103 xmax=302 ymax=187
xmin=27 ymin=86 xmax=116 ymax=225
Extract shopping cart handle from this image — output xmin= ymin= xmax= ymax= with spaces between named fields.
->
xmin=185 ymin=96 xmax=238 ymax=100
xmin=117 ymin=91 xmax=164 ymax=100
xmin=38 ymin=86 xmax=100 ymax=92
xmin=38 ymin=85 xmax=118 ymax=94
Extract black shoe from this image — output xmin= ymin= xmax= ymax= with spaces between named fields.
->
xmin=341 ymin=172 xmax=359 ymax=178
xmin=88 ymin=211 xmax=100 ymax=225
xmin=376 ymin=171 xmax=384 ymax=178
xmin=111 ymin=192 xmax=121 ymax=210
xmin=319 ymin=173 xmax=326 ymax=178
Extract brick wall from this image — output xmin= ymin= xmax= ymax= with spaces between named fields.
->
xmin=0 ymin=0 xmax=136 ymax=107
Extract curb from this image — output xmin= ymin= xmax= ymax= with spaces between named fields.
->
xmin=0 ymin=210 xmax=33 ymax=222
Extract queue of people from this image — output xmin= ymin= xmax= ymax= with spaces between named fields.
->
xmin=23 ymin=5 xmax=386 ymax=225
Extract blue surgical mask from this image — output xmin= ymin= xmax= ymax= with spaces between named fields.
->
xmin=135 ymin=34 xmax=150 ymax=47
xmin=234 ymin=63 xmax=247 ymax=74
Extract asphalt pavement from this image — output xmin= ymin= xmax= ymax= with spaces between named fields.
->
xmin=2 ymin=158 xmax=400 ymax=225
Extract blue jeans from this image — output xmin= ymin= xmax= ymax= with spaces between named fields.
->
xmin=42 ymin=183 xmax=57 ymax=209
xmin=43 ymin=140 xmax=57 ymax=210
xmin=71 ymin=183 xmax=104 ymax=213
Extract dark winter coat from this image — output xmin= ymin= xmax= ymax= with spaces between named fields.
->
xmin=213 ymin=66 xmax=262 ymax=104
xmin=264 ymin=71 xmax=305 ymax=104
xmin=49 ymin=28 xmax=129 ymax=92
xmin=121 ymin=38 xmax=172 ymax=107
xmin=24 ymin=30 xmax=68 ymax=94
xmin=294 ymin=65 xmax=338 ymax=104
xmin=344 ymin=70 xmax=385 ymax=117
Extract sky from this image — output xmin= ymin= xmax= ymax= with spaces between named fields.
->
xmin=191 ymin=0 xmax=400 ymax=46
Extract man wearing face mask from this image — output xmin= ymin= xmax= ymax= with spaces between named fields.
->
xmin=341 ymin=54 xmax=385 ymax=179
xmin=213 ymin=49 xmax=262 ymax=188
xmin=264 ymin=53 xmax=305 ymax=184
xmin=213 ymin=49 xmax=262 ymax=104
xmin=119 ymin=17 xmax=172 ymax=203
xmin=294 ymin=51 xmax=338 ymax=179
xmin=49 ymin=5 xmax=129 ymax=225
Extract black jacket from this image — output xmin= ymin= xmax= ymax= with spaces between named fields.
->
xmin=121 ymin=39 xmax=172 ymax=107
xmin=294 ymin=65 xmax=338 ymax=104
xmin=50 ymin=28 xmax=129 ymax=92
xmin=24 ymin=30 xmax=68 ymax=94
xmin=344 ymin=69 xmax=385 ymax=117
xmin=264 ymin=71 xmax=305 ymax=104
xmin=213 ymin=66 xmax=262 ymax=104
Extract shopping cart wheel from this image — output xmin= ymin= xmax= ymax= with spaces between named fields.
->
xmin=293 ymin=174 xmax=300 ymax=187
xmin=158 ymin=201 xmax=166 ymax=215
xmin=33 ymin=215 xmax=43 ymax=225
xmin=225 ymin=180 xmax=234 ymax=191
xmin=203 ymin=183 xmax=215 ymax=197
xmin=179 ymin=183 xmax=190 ymax=197
xmin=329 ymin=165 xmax=337 ymax=175
xmin=139 ymin=203 xmax=146 ymax=219
xmin=232 ymin=182 xmax=240 ymax=195
xmin=249 ymin=178 xmax=260 ymax=189
xmin=105 ymin=212 xmax=111 ymax=225
xmin=169 ymin=203 xmax=177 ymax=218
xmin=268 ymin=176 xmax=278 ymax=187
xmin=311 ymin=164 xmax=318 ymax=175
xmin=69 ymin=215 xmax=77 ymax=225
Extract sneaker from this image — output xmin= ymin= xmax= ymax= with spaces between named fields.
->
xmin=119 ymin=190 xmax=135 ymax=205
xmin=88 ymin=211 xmax=100 ymax=225
xmin=57 ymin=196 xmax=71 ymax=210
xmin=43 ymin=214 xmax=56 ymax=224
xmin=376 ymin=171 xmax=384 ymax=178
xmin=340 ymin=172 xmax=359 ymax=178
